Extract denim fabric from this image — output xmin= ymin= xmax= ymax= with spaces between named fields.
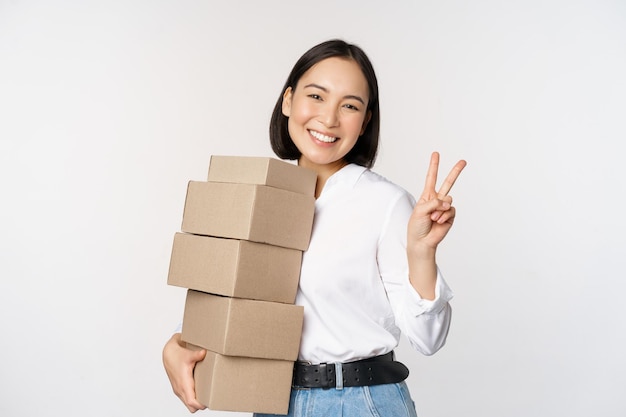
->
xmin=254 ymin=381 xmax=418 ymax=417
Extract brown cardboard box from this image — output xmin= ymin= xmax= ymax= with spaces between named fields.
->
xmin=207 ymin=155 xmax=317 ymax=196
xmin=182 ymin=290 xmax=303 ymax=361
xmin=167 ymin=232 xmax=302 ymax=304
xmin=192 ymin=348 xmax=293 ymax=415
xmin=181 ymin=181 xmax=315 ymax=251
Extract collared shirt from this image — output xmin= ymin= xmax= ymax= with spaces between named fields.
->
xmin=296 ymin=164 xmax=453 ymax=364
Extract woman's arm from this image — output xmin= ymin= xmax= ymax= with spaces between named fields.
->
xmin=407 ymin=152 xmax=466 ymax=299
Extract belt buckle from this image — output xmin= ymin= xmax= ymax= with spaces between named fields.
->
xmin=318 ymin=363 xmax=331 ymax=389
xmin=319 ymin=362 xmax=344 ymax=390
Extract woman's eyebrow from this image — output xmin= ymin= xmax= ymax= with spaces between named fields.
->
xmin=303 ymin=83 xmax=366 ymax=105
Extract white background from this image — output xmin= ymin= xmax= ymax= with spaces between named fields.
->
xmin=1 ymin=1 xmax=625 ymax=416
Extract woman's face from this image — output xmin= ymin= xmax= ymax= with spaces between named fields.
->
xmin=282 ymin=57 xmax=371 ymax=172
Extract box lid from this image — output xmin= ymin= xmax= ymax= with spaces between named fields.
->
xmin=207 ymin=155 xmax=317 ymax=196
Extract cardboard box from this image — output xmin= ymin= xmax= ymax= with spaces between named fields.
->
xmin=207 ymin=155 xmax=317 ymax=196
xmin=181 ymin=181 xmax=315 ymax=251
xmin=167 ymin=232 xmax=302 ymax=304
xmin=182 ymin=290 xmax=303 ymax=361
xmin=192 ymin=348 xmax=293 ymax=415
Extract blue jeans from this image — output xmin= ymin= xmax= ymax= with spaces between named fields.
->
xmin=254 ymin=381 xmax=418 ymax=417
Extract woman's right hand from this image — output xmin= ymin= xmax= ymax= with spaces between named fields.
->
xmin=162 ymin=333 xmax=207 ymax=413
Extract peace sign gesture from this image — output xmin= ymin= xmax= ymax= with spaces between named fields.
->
xmin=408 ymin=152 xmax=467 ymax=251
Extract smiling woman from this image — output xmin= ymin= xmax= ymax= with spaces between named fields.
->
xmin=269 ymin=40 xmax=381 ymax=173
xmin=162 ymin=39 xmax=466 ymax=417
xmin=280 ymin=57 xmax=372 ymax=196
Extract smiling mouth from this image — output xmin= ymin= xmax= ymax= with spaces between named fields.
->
xmin=309 ymin=130 xmax=338 ymax=143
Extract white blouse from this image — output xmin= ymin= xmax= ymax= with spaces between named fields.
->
xmin=296 ymin=164 xmax=453 ymax=364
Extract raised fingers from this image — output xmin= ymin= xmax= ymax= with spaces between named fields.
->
xmin=423 ymin=152 xmax=440 ymax=194
xmin=437 ymin=159 xmax=467 ymax=197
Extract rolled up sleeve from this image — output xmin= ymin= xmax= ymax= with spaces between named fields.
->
xmin=398 ymin=268 xmax=453 ymax=355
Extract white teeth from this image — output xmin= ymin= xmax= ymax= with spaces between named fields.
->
xmin=310 ymin=130 xmax=337 ymax=143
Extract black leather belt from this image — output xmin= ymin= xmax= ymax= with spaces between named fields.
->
xmin=292 ymin=351 xmax=409 ymax=389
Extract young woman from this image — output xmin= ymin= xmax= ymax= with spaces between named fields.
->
xmin=163 ymin=39 xmax=466 ymax=417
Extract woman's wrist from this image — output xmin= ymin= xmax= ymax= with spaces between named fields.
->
xmin=407 ymin=241 xmax=437 ymax=262
xmin=407 ymin=244 xmax=438 ymax=299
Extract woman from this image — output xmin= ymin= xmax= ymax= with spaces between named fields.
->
xmin=163 ymin=39 xmax=466 ymax=416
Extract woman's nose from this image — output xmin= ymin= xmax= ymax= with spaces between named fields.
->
xmin=319 ymin=104 xmax=339 ymax=128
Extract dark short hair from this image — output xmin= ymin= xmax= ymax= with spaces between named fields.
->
xmin=269 ymin=39 xmax=380 ymax=168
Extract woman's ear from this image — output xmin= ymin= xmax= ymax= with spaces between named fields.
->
xmin=281 ymin=87 xmax=293 ymax=117
xmin=360 ymin=110 xmax=372 ymax=135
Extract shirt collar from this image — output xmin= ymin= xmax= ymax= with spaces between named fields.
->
xmin=322 ymin=163 xmax=368 ymax=192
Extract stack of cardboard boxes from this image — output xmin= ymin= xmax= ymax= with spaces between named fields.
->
xmin=167 ymin=156 xmax=317 ymax=415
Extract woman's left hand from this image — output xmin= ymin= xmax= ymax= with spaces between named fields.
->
xmin=408 ymin=152 xmax=466 ymax=251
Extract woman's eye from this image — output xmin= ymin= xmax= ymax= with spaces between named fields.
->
xmin=308 ymin=94 xmax=322 ymax=100
xmin=344 ymin=104 xmax=359 ymax=111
